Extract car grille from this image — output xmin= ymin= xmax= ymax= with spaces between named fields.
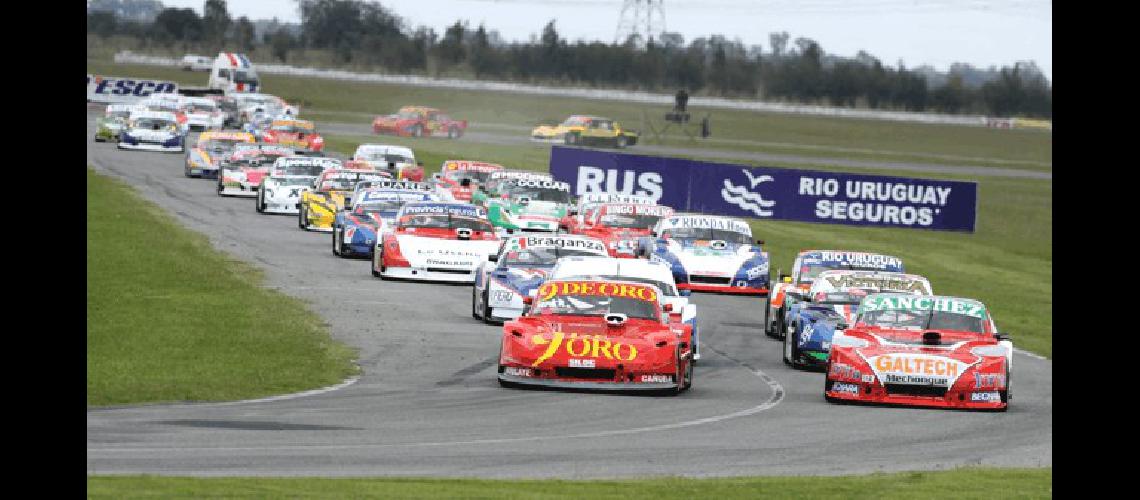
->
xmin=689 ymin=275 xmax=731 ymax=285
xmin=426 ymin=268 xmax=471 ymax=275
xmin=554 ymin=367 xmax=616 ymax=380
xmin=884 ymin=384 xmax=948 ymax=398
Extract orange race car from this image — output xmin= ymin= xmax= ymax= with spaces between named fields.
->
xmin=372 ymin=106 xmax=468 ymax=138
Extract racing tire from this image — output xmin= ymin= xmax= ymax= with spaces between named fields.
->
xmin=767 ymin=307 xmax=785 ymax=339
xmin=480 ymin=288 xmax=493 ymax=324
xmin=681 ymin=356 xmax=694 ymax=392
xmin=447 ymin=126 xmax=460 ymax=139
xmin=783 ymin=322 xmax=800 ymax=367
xmin=332 ymin=227 xmax=342 ymax=256
xmin=616 ymin=135 xmax=628 ymax=148
xmin=412 ymin=125 xmax=424 ymax=137
xmin=371 ymin=250 xmax=383 ymax=278
xmin=216 ymin=177 xmax=225 ymax=196
xmin=564 ymin=132 xmax=579 ymax=146
xmin=256 ymin=190 xmax=266 ymax=213
xmin=471 ymin=286 xmax=481 ymax=320
xmin=298 ymin=205 xmax=309 ymax=230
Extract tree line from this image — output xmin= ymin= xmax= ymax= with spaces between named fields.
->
xmin=87 ymin=0 xmax=1051 ymax=118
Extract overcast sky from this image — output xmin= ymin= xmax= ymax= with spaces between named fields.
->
xmin=160 ymin=0 xmax=1052 ymax=79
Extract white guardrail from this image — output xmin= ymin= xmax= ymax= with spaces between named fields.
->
xmin=114 ymin=51 xmax=1050 ymax=130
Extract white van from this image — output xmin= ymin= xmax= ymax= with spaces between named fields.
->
xmin=207 ymin=53 xmax=261 ymax=93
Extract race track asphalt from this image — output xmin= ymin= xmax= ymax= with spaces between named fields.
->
xmin=86 ymin=107 xmax=1052 ymax=478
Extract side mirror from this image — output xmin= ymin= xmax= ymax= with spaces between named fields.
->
xmin=522 ymin=296 xmax=533 ymax=305
xmin=836 ymin=322 xmax=849 ymax=330
xmin=663 ymin=303 xmax=674 ymax=313
xmin=755 ymin=239 xmax=765 ymax=245
xmin=432 ymin=172 xmax=442 ymax=180
xmin=488 ymin=254 xmax=498 ymax=262
xmin=995 ymin=333 xmax=1012 ymax=341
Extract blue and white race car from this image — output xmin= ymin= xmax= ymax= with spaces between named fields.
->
xmin=332 ymin=182 xmax=439 ymax=258
xmin=640 ymin=214 xmax=769 ymax=295
xmin=782 ymin=269 xmax=933 ymax=370
xmin=117 ymin=111 xmax=186 ymax=153
xmin=471 ymin=235 xmax=609 ymax=323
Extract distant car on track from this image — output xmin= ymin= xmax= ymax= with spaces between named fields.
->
xmin=568 ymin=203 xmax=675 ymax=258
xmin=432 ymin=160 xmax=505 ymax=202
xmin=371 ymin=202 xmax=500 ymax=283
xmin=639 ymin=214 xmax=769 ymax=295
xmin=782 ymin=270 xmax=933 ymax=370
xmin=531 ymin=115 xmax=638 ymax=148
xmin=117 ymin=111 xmax=186 ymax=153
xmin=765 ymin=250 xmax=905 ymax=339
xmin=497 ymin=279 xmax=692 ymax=393
xmin=482 ymin=178 xmax=574 ymax=234
xmin=260 ymin=119 xmax=324 ymax=151
xmin=184 ymin=131 xmax=256 ymax=178
xmin=94 ymin=104 xmax=134 ymax=142
xmin=346 ymin=144 xmax=422 ymax=181
xmin=372 ymin=106 xmax=467 ymax=138
xmin=824 ymin=293 xmax=1012 ymax=411
xmin=332 ymin=182 xmax=438 ymax=258
xmin=298 ymin=169 xmax=394 ymax=231
xmin=256 ymin=156 xmax=343 ymax=215
xmin=217 ymin=144 xmax=297 ymax=196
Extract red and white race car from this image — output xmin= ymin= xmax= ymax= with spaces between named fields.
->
xmin=497 ymin=279 xmax=693 ymax=393
xmin=433 ymin=160 xmax=505 ymax=202
xmin=371 ymin=106 xmax=468 ymax=138
xmin=371 ymin=202 xmax=501 ymax=283
xmin=568 ymin=203 xmax=675 ymax=258
xmin=825 ymin=293 xmax=1013 ymax=411
xmin=260 ymin=119 xmax=324 ymax=151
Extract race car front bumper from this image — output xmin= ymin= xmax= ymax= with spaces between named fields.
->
xmin=262 ymin=201 xmax=301 ymax=215
xmin=497 ymin=371 xmax=678 ymax=391
xmin=220 ymin=181 xmax=260 ymax=197
xmin=381 ymin=264 xmax=478 ymax=283
xmin=824 ymin=378 xmax=1008 ymax=411
xmin=118 ymin=142 xmax=184 ymax=153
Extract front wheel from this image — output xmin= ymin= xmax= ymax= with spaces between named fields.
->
xmin=564 ymin=132 xmax=578 ymax=145
xmin=448 ymin=126 xmax=459 ymax=139
xmin=412 ymin=124 xmax=424 ymax=137
xmin=256 ymin=190 xmax=266 ymax=213
xmin=332 ymin=227 xmax=342 ymax=256
xmin=768 ymin=307 xmax=785 ymax=339
xmin=616 ymin=135 xmax=628 ymax=148
xmin=371 ymin=249 xmax=383 ymax=278
xmin=471 ymin=286 xmax=481 ymax=320
xmin=298 ymin=204 xmax=308 ymax=229
xmin=783 ymin=322 xmax=796 ymax=366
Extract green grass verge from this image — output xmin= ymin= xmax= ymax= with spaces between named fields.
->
xmin=86 ymin=468 xmax=1051 ymax=499
xmin=85 ymin=60 xmax=1051 ymax=171
xmin=320 ymin=134 xmax=1052 ymax=358
xmin=87 ymin=167 xmax=358 ymax=406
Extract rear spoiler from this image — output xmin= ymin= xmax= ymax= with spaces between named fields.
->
xmin=178 ymin=87 xmax=225 ymax=97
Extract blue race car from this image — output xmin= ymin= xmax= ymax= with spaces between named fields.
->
xmin=783 ymin=270 xmax=933 ymax=370
xmin=639 ymin=214 xmax=769 ymax=295
xmin=472 ymin=235 xmax=610 ymax=323
xmin=332 ymin=185 xmax=437 ymax=258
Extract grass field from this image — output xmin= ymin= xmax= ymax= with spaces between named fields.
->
xmin=86 ymin=60 xmax=1052 ymax=170
xmin=87 ymin=168 xmax=358 ymax=406
xmin=87 ymin=59 xmax=1052 ymax=358
xmin=87 ymin=467 xmax=1051 ymax=498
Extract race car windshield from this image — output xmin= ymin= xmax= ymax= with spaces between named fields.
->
xmin=800 ymin=263 xmax=899 ymax=283
xmin=444 ymin=170 xmax=494 ymax=184
xmin=534 ymin=294 xmax=657 ymax=320
xmin=398 ymin=213 xmax=494 ymax=232
xmin=233 ymin=154 xmax=282 ymax=167
xmin=396 ymin=111 xmax=421 ymax=119
xmin=661 ymin=227 xmax=751 ymax=244
xmin=319 ymin=173 xmax=389 ymax=191
xmin=355 ymin=201 xmax=405 ymax=213
xmin=107 ymin=110 xmax=131 ymax=119
xmin=599 ymin=213 xmax=664 ymax=229
xmin=274 ymin=177 xmax=314 ymax=186
xmin=501 ymin=247 xmax=604 ymax=266
xmin=278 ymin=164 xmax=327 ymax=177
xmin=858 ymin=310 xmax=986 ymax=334
xmin=189 ymin=103 xmax=216 ymax=113
xmin=570 ymin=275 xmax=678 ymax=296
xmin=233 ymin=71 xmax=259 ymax=84
xmin=132 ymin=118 xmax=176 ymax=130
xmin=198 ymin=141 xmax=237 ymax=153
xmin=505 ymin=186 xmax=572 ymax=204
xmin=561 ymin=117 xmax=589 ymax=126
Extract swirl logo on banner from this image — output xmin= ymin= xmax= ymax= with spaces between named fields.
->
xmin=720 ymin=169 xmax=775 ymax=217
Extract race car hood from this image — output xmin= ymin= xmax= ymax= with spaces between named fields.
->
xmin=123 ymin=127 xmax=178 ymax=141
xmin=397 ymin=234 xmax=500 ymax=269
xmin=667 ymin=239 xmax=756 ymax=276
xmin=503 ymin=315 xmax=686 ymax=371
xmin=848 ymin=342 xmax=984 ymax=388
xmin=531 ymin=124 xmax=579 ymax=137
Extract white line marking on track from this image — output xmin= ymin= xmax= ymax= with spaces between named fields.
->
xmin=1014 ymin=348 xmax=1049 ymax=361
xmin=87 ymin=347 xmax=784 ymax=453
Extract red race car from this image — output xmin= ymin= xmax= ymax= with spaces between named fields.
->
xmin=261 ymin=119 xmax=324 ymax=151
xmin=372 ymin=106 xmax=468 ymax=138
xmin=825 ymin=293 xmax=1013 ymax=411
xmin=568 ymin=203 xmax=675 ymax=258
xmin=497 ymin=279 xmax=693 ymax=393
xmin=433 ymin=160 xmax=505 ymax=202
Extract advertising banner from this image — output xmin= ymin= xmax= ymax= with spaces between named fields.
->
xmin=549 ymin=146 xmax=977 ymax=232
xmin=87 ymin=74 xmax=178 ymax=103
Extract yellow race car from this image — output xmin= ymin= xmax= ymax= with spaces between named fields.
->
xmin=530 ymin=115 xmax=639 ymax=148
xmin=298 ymin=168 xmax=395 ymax=232
xmin=184 ymin=131 xmax=256 ymax=179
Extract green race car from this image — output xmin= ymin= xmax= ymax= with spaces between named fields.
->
xmin=94 ymin=104 xmax=134 ymax=142
xmin=479 ymin=176 xmax=574 ymax=233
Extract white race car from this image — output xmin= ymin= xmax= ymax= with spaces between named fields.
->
xmin=117 ymin=111 xmax=186 ymax=153
xmin=371 ymin=202 xmax=501 ymax=283
xmin=255 ymin=156 xmax=342 ymax=214
xmin=180 ymin=96 xmax=225 ymax=131
xmin=471 ymin=235 xmax=610 ymax=323
xmin=347 ymin=144 xmax=420 ymax=180
xmin=640 ymin=214 xmax=770 ymax=296
xmin=549 ymin=256 xmax=702 ymax=360
xmin=218 ymin=144 xmax=296 ymax=197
